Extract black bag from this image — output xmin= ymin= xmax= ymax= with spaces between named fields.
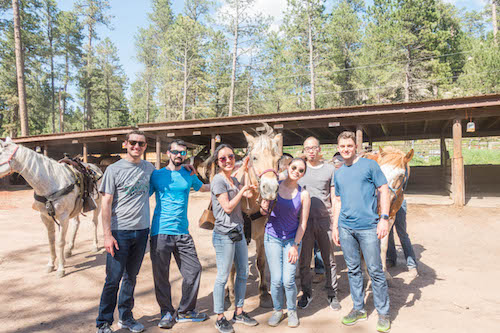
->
xmin=227 ymin=227 xmax=243 ymax=242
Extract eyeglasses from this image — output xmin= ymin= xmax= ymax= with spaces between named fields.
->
xmin=170 ymin=150 xmax=187 ymax=156
xmin=128 ymin=140 xmax=146 ymax=147
xmin=290 ymin=165 xmax=305 ymax=174
xmin=218 ymin=154 xmax=235 ymax=164
xmin=304 ymin=146 xmax=319 ymax=152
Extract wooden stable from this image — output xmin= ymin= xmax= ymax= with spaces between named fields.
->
xmin=8 ymin=94 xmax=500 ymax=207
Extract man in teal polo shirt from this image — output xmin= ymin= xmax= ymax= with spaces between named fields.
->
xmin=149 ymin=139 xmax=210 ymax=329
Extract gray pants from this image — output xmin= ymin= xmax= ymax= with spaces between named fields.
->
xmin=299 ymin=216 xmax=338 ymax=297
xmin=150 ymin=234 xmax=202 ymax=316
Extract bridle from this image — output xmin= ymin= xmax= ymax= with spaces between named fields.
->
xmin=0 ymin=145 xmax=19 ymax=177
xmin=388 ymin=164 xmax=409 ymax=203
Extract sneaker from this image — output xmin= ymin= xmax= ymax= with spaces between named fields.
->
xmin=267 ymin=310 xmax=284 ymax=327
xmin=231 ymin=311 xmax=258 ymax=326
xmin=297 ymin=294 xmax=313 ymax=309
xmin=177 ymin=310 xmax=208 ymax=323
xmin=328 ymin=295 xmax=341 ymax=311
xmin=97 ymin=323 xmax=113 ymax=333
xmin=376 ymin=314 xmax=391 ymax=332
xmin=158 ymin=312 xmax=175 ymax=329
xmin=342 ymin=308 xmax=367 ymax=326
xmin=215 ymin=316 xmax=234 ymax=333
xmin=287 ymin=310 xmax=299 ymax=328
xmin=118 ymin=317 xmax=144 ymax=333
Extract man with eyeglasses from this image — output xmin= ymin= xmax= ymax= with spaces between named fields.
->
xmin=97 ymin=130 xmax=156 ymax=333
xmin=149 ymin=139 xmax=211 ymax=329
xmin=296 ymin=137 xmax=341 ymax=311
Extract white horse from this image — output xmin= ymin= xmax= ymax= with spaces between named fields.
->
xmin=0 ymin=138 xmax=101 ymax=277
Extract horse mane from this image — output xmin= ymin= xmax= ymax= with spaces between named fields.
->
xmin=377 ymin=147 xmax=407 ymax=167
xmin=250 ymin=123 xmax=280 ymax=155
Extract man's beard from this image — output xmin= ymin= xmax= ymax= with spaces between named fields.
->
xmin=171 ymin=157 xmax=183 ymax=166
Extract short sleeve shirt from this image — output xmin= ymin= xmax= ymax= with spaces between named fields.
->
xmin=99 ymin=159 xmax=156 ymax=230
xmin=150 ymin=167 xmax=203 ymax=236
xmin=211 ymin=173 xmax=244 ymax=234
xmin=297 ymin=163 xmax=335 ymax=218
xmin=334 ymin=158 xmax=387 ymax=230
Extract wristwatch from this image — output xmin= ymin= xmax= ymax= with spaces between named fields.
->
xmin=292 ymin=241 xmax=300 ymax=247
xmin=380 ymin=214 xmax=389 ymax=220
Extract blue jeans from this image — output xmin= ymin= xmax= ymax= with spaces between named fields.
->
xmin=314 ymin=241 xmax=325 ymax=274
xmin=388 ymin=200 xmax=417 ymax=269
xmin=96 ymin=228 xmax=149 ymax=327
xmin=339 ymin=226 xmax=390 ymax=316
xmin=212 ymin=230 xmax=248 ymax=314
xmin=264 ymin=233 xmax=301 ymax=311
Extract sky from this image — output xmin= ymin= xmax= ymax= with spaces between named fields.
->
xmin=56 ymin=0 xmax=487 ymax=91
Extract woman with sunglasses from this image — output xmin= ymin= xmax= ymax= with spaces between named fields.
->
xmin=260 ymin=157 xmax=311 ymax=328
xmin=210 ymin=144 xmax=258 ymax=333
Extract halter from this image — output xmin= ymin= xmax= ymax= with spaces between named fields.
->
xmin=247 ymin=152 xmax=280 ymax=199
xmin=0 ymin=145 xmax=19 ymax=177
xmin=388 ymin=165 xmax=409 ymax=203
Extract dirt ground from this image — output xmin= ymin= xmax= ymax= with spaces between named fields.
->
xmin=1 ymin=188 xmax=499 ymax=333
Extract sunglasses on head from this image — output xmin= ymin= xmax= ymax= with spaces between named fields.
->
xmin=128 ymin=140 xmax=146 ymax=147
xmin=170 ymin=150 xmax=187 ymax=156
xmin=218 ymin=154 xmax=235 ymax=164
xmin=290 ymin=165 xmax=305 ymax=174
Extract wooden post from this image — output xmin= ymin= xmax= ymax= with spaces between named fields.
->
xmin=155 ymin=136 xmax=161 ymax=169
xmin=452 ymin=118 xmax=465 ymax=207
xmin=43 ymin=145 xmax=48 ymax=157
xmin=83 ymin=143 xmax=88 ymax=163
xmin=440 ymin=135 xmax=446 ymax=168
xmin=356 ymin=126 xmax=363 ymax=153
xmin=210 ymin=134 xmax=216 ymax=181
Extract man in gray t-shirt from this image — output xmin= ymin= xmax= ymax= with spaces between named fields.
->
xmin=297 ymin=137 xmax=341 ymax=311
xmin=96 ymin=130 xmax=155 ymax=333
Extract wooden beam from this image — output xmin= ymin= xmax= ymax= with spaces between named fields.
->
xmin=356 ymin=125 xmax=363 ymax=153
xmin=83 ymin=143 xmax=88 ymax=163
xmin=440 ymin=135 xmax=446 ymax=168
xmin=452 ymin=118 xmax=465 ymax=207
xmin=155 ymin=136 xmax=161 ymax=169
xmin=43 ymin=145 xmax=48 ymax=157
xmin=210 ymin=134 xmax=216 ymax=181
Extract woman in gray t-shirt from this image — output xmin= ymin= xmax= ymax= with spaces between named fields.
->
xmin=210 ymin=144 xmax=258 ymax=332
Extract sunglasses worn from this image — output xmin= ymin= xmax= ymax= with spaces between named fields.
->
xmin=170 ymin=150 xmax=187 ymax=156
xmin=218 ymin=154 xmax=235 ymax=164
xmin=128 ymin=140 xmax=146 ymax=147
xmin=290 ymin=165 xmax=305 ymax=174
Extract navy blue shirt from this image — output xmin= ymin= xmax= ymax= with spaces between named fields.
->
xmin=334 ymin=158 xmax=387 ymax=230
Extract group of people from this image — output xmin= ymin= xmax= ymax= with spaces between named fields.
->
xmin=95 ymin=129 xmax=418 ymax=333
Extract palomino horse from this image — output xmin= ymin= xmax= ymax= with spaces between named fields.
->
xmin=224 ymin=124 xmax=282 ymax=308
xmin=363 ymin=147 xmax=414 ymax=283
xmin=0 ymin=138 xmax=102 ymax=277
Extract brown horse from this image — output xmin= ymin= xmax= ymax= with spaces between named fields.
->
xmin=223 ymin=124 xmax=282 ymax=308
xmin=363 ymin=147 xmax=414 ymax=283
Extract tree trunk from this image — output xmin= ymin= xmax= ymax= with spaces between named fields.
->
xmin=307 ymin=5 xmax=316 ymax=110
xmin=58 ymin=88 xmax=64 ymax=132
xmin=63 ymin=51 xmax=69 ymax=132
xmin=47 ymin=2 xmax=55 ymax=133
xmin=228 ymin=1 xmax=239 ymax=117
xmin=182 ymin=46 xmax=188 ymax=120
xmin=86 ymin=25 xmax=93 ymax=129
xmin=12 ymin=0 xmax=29 ymax=137
xmin=145 ymin=76 xmax=150 ymax=123
xmin=493 ymin=1 xmax=498 ymax=46
xmin=404 ymin=47 xmax=411 ymax=102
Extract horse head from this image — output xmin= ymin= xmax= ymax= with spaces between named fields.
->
xmin=243 ymin=124 xmax=282 ymax=201
xmin=0 ymin=138 xmax=19 ymax=179
xmin=376 ymin=147 xmax=414 ymax=216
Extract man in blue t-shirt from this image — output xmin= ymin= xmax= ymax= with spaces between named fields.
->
xmin=331 ymin=131 xmax=391 ymax=333
xmin=149 ymin=139 xmax=210 ymax=329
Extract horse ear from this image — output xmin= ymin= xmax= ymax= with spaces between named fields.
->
xmin=272 ymin=133 xmax=283 ymax=154
xmin=405 ymin=149 xmax=414 ymax=163
xmin=379 ymin=146 xmax=384 ymax=154
xmin=5 ymin=137 xmax=12 ymax=143
xmin=0 ymin=139 xmax=4 ymax=148
xmin=243 ymin=130 xmax=255 ymax=147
